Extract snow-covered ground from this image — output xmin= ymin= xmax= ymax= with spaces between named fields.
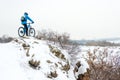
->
xmin=1 ymin=37 xmax=119 ymax=80
xmin=0 ymin=37 xmax=89 ymax=80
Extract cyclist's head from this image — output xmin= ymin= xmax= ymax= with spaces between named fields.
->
xmin=24 ymin=12 xmax=28 ymax=15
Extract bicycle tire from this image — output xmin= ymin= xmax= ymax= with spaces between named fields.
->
xmin=29 ymin=28 xmax=35 ymax=37
xmin=18 ymin=27 xmax=25 ymax=37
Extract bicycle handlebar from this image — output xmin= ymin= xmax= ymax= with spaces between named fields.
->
xmin=27 ymin=23 xmax=33 ymax=24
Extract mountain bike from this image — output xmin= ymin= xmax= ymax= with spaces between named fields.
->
xmin=18 ymin=23 xmax=35 ymax=37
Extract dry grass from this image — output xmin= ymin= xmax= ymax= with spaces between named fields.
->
xmin=85 ymin=48 xmax=120 ymax=80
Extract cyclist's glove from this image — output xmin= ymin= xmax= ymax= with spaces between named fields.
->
xmin=32 ymin=21 xmax=34 ymax=23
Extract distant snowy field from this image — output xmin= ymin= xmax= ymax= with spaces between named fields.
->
xmin=108 ymin=40 xmax=120 ymax=43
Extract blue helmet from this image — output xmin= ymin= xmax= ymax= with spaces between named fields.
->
xmin=24 ymin=12 xmax=28 ymax=15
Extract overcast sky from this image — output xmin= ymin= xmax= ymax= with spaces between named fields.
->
xmin=0 ymin=0 xmax=120 ymax=40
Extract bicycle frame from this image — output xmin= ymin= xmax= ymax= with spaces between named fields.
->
xmin=18 ymin=22 xmax=35 ymax=37
xmin=23 ymin=23 xmax=33 ymax=34
xmin=27 ymin=23 xmax=33 ymax=28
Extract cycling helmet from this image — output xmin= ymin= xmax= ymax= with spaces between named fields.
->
xmin=24 ymin=12 xmax=28 ymax=15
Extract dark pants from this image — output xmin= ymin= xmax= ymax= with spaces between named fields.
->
xmin=23 ymin=24 xmax=28 ymax=36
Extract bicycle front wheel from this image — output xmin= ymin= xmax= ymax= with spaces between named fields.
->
xmin=29 ymin=28 xmax=35 ymax=37
xmin=18 ymin=27 xmax=25 ymax=37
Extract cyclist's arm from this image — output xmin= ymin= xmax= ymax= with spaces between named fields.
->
xmin=26 ymin=16 xmax=34 ymax=23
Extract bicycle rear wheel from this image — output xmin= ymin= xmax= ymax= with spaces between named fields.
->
xmin=18 ymin=27 xmax=25 ymax=37
xmin=29 ymin=28 xmax=35 ymax=37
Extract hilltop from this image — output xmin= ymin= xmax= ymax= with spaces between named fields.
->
xmin=0 ymin=37 xmax=89 ymax=80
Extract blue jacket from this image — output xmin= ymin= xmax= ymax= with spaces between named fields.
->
xmin=21 ymin=14 xmax=34 ymax=25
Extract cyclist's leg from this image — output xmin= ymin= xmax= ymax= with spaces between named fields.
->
xmin=23 ymin=24 xmax=28 ymax=36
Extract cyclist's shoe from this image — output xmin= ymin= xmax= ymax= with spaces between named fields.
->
xmin=23 ymin=36 xmax=29 ymax=39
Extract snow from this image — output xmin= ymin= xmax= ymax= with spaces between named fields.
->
xmin=1 ymin=37 xmax=120 ymax=80
xmin=108 ymin=40 xmax=120 ymax=44
xmin=0 ymin=37 xmax=89 ymax=80
xmin=0 ymin=43 xmax=27 ymax=80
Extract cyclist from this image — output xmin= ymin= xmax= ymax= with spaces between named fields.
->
xmin=21 ymin=12 xmax=34 ymax=36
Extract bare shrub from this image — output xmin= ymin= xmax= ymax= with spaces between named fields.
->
xmin=61 ymin=61 xmax=70 ymax=72
xmin=36 ymin=29 xmax=60 ymax=43
xmin=47 ymin=71 xmax=58 ymax=78
xmin=36 ymin=29 xmax=48 ymax=40
xmin=74 ymin=61 xmax=81 ymax=74
xmin=67 ymin=42 xmax=81 ymax=55
xmin=58 ymin=32 xmax=70 ymax=47
xmin=36 ymin=29 xmax=71 ymax=48
xmin=85 ymin=48 xmax=120 ymax=80
xmin=29 ymin=59 xmax=40 ymax=69
xmin=0 ymin=35 xmax=13 ymax=43
xmin=49 ymin=44 xmax=66 ymax=60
